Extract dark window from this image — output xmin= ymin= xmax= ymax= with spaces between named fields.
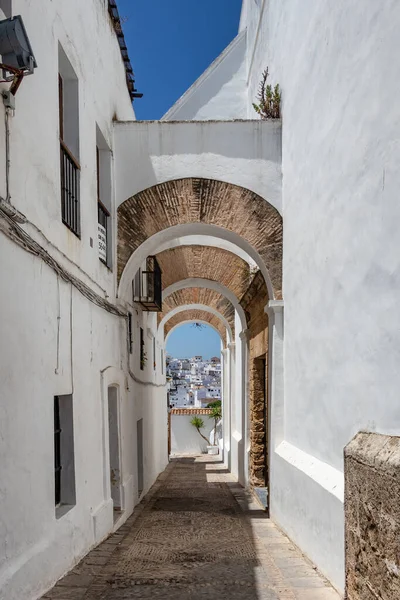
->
xmin=58 ymin=46 xmax=80 ymax=237
xmin=96 ymin=128 xmax=112 ymax=267
xmin=96 ymin=147 xmax=111 ymax=263
xmin=54 ymin=394 xmax=76 ymax=515
xmin=54 ymin=396 xmax=62 ymax=506
xmin=140 ymin=327 xmax=145 ymax=370
xmin=128 ymin=312 xmax=133 ymax=354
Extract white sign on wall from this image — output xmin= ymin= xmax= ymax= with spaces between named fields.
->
xmin=98 ymin=223 xmax=107 ymax=262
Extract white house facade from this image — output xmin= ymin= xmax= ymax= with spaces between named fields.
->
xmin=1 ymin=1 xmax=400 ymax=599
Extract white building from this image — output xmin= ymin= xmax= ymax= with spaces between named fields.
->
xmin=1 ymin=1 xmax=400 ymax=598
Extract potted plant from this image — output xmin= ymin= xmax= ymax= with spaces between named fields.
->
xmin=190 ymin=407 xmax=222 ymax=455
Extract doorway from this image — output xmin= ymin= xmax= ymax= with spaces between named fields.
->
xmin=108 ymin=386 xmax=122 ymax=517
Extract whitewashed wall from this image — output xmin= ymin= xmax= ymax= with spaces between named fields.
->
xmin=241 ymin=0 xmax=400 ymax=591
xmin=171 ymin=414 xmax=215 ymax=455
xmin=162 ymin=31 xmax=247 ymax=121
xmin=0 ymin=2 xmax=168 ymax=600
xmin=160 ymin=0 xmax=400 ymax=592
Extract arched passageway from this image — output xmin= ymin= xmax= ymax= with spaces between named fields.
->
xmin=117 ymin=177 xmax=282 ymax=492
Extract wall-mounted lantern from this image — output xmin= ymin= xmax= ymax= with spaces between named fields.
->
xmin=0 ymin=15 xmax=37 ymax=99
xmin=0 ymin=15 xmax=37 ymax=74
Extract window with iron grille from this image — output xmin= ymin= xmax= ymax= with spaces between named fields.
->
xmin=96 ymin=127 xmax=112 ymax=267
xmin=128 ymin=312 xmax=133 ymax=354
xmin=59 ymin=45 xmax=80 ymax=236
xmin=140 ymin=327 xmax=145 ymax=370
xmin=132 ymin=257 xmax=162 ymax=312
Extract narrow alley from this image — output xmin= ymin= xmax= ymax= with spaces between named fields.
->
xmin=41 ymin=457 xmax=340 ymax=600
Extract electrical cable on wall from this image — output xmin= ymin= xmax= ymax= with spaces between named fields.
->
xmin=0 ymin=205 xmax=166 ymax=388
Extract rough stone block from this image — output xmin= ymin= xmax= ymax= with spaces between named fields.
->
xmin=345 ymin=431 xmax=400 ymax=600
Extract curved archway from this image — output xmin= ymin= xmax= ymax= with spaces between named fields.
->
xmin=159 ymin=305 xmax=232 ymax=345
xmin=157 ymin=246 xmax=254 ymax=302
xmin=163 ymin=278 xmax=247 ymax=330
xmin=118 ymin=223 xmax=278 ymax=300
xmin=155 ymin=236 xmax=258 ymax=268
xmin=117 ymin=178 xmax=282 ymax=300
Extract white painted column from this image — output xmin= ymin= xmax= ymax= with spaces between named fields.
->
xmin=266 ymin=300 xmax=284 ymax=450
xmin=221 ymin=347 xmax=230 ymax=465
xmin=266 ymin=300 xmax=284 ymax=514
xmin=227 ymin=341 xmax=236 ymax=475
xmin=238 ymin=329 xmax=250 ymax=487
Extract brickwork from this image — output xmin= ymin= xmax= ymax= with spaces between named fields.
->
xmin=170 ymin=408 xmax=213 ymax=415
xmin=241 ymin=271 xmax=270 ymax=488
xmin=165 ymin=309 xmax=228 ymax=345
xmin=156 ymin=245 xmax=253 ymax=299
xmin=160 ymin=288 xmax=235 ymax=334
xmin=117 ymin=178 xmax=283 ymax=298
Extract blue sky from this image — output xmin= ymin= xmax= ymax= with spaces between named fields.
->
xmin=118 ymin=0 xmax=241 ymax=357
xmin=117 ymin=0 xmax=243 ymax=120
xmin=166 ymin=324 xmax=221 ymax=359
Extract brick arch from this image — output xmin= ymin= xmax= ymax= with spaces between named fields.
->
xmin=159 ymin=288 xmax=236 ymax=336
xmin=117 ymin=178 xmax=283 ymax=299
xmin=164 ymin=309 xmax=229 ymax=347
xmin=156 ymin=246 xmax=253 ymax=301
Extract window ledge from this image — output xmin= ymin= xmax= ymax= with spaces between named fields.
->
xmin=56 ymin=503 xmax=75 ymax=520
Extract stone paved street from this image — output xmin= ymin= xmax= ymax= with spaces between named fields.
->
xmin=41 ymin=456 xmax=341 ymax=600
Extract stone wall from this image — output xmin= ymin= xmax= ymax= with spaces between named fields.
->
xmin=345 ymin=432 xmax=400 ymax=599
xmin=240 ymin=272 xmax=269 ymax=488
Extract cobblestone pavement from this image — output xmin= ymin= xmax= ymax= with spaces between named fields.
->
xmin=41 ymin=456 xmax=341 ymax=600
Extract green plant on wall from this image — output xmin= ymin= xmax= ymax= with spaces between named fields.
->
xmin=209 ymin=405 xmax=222 ymax=445
xmin=253 ymin=67 xmax=281 ymax=119
xmin=190 ymin=416 xmax=211 ymax=445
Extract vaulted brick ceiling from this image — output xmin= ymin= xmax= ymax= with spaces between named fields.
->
xmin=159 ymin=288 xmax=236 ymax=335
xmin=118 ymin=178 xmax=282 ymax=299
xmin=156 ymin=245 xmax=253 ymax=300
xmin=164 ymin=309 xmax=228 ymax=346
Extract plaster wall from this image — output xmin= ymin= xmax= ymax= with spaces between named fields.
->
xmin=0 ymin=3 xmax=169 ymax=599
xmin=162 ymin=31 xmax=247 ymax=121
xmin=236 ymin=1 xmax=400 ymax=590
xmin=0 ymin=0 xmax=134 ymax=302
xmin=114 ymin=120 xmax=282 ymax=212
xmin=0 ymin=233 xmax=168 ymax=600
xmin=170 ymin=415 xmax=215 ymax=455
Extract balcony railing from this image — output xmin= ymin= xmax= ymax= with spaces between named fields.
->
xmin=133 ymin=256 xmax=162 ymax=312
xmin=60 ymin=140 xmax=80 ymax=236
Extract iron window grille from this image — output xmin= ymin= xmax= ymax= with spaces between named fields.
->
xmin=128 ymin=312 xmax=133 ymax=354
xmin=140 ymin=327 xmax=145 ymax=370
xmin=54 ymin=396 xmax=62 ymax=506
xmin=132 ymin=256 xmax=162 ymax=312
xmin=59 ymin=74 xmax=80 ymax=236
xmin=60 ymin=141 xmax=80 ymax=236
